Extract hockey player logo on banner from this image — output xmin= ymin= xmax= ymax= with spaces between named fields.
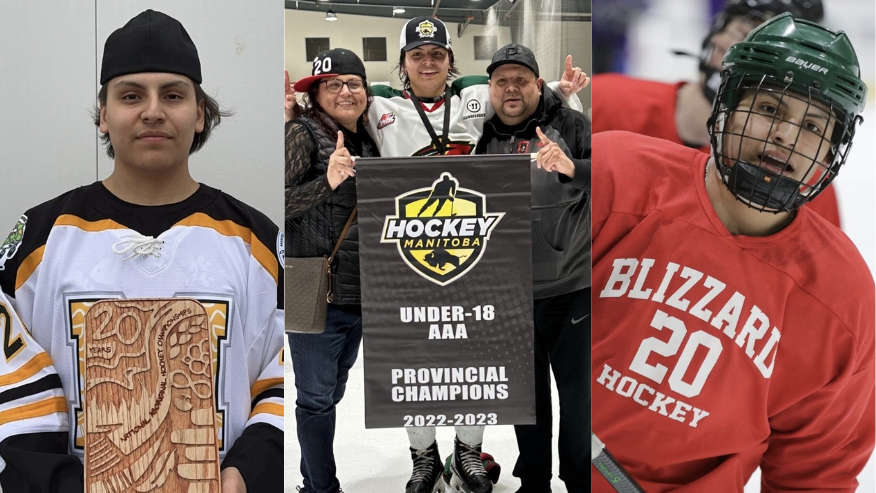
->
xmin=381 ymin=172 xmax=504 ymax=286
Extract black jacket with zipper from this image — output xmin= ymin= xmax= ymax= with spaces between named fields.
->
xmin=286 ymin=114 xmax=378 ymax=305
xmin=475 ymin=87 xmax=591 ymax=299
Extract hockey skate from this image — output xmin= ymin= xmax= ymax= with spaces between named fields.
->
xmin=447 ymin=437 xmax=493 ymax=493
xmin=406 ymin=441 xmax=445 ymax=493
xmin=442 ymin=452 xmax=501 ymax=485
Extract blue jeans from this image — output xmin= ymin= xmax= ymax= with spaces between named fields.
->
xmin=288 ymin=305 xmax=363 ymax=493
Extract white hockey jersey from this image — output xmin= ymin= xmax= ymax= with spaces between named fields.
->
xmin=0 ymin=183 xmax=284 ymax=475
xmin=368 ymin=76 xmax=581 ymax=157
xmin=0 ymin=288 xmax=68 ymax=453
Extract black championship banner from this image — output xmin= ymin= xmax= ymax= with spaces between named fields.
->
xmin=357 ymin=155 xmax=535 ymax=429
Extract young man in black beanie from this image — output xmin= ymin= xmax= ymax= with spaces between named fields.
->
xmin=0 ymin=10 xmax=284 ymax=493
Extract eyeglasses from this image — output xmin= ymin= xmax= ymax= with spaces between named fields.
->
xmin=321 ymin=79 xmax=365 ymax=94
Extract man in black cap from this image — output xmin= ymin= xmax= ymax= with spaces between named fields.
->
xmin=0 ymin=10 xmax=283 ymax=493
xmin=475 ymin=43 xmax=591 ymax=493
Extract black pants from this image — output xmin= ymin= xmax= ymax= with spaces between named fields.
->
xmin=513 ymin=288 xmax=590 ymax=493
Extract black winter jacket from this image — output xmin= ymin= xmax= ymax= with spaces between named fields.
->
xmin=475 ymin=87 xmax=591 ymax=299
xmin=286 ymin=114 xmax=378 ymax=305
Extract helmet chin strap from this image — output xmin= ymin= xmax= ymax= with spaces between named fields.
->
xmin=719 ymin=160 xmax=804 ymax=213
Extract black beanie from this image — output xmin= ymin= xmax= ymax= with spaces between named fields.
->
xmin=100 ymin=10 xmax=202 ymax=85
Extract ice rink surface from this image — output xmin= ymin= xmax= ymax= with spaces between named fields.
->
xmin=284 ymin=339 xmax=571 ymax=492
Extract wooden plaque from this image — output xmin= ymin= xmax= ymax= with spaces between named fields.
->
xmin=83 ymin=299 xmax=221 ymax=493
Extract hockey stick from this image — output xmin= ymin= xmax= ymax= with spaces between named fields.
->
xmin=591 ymin=433 xmax=646 ymax=493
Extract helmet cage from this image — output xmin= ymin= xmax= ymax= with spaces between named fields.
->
xmin=708 ymin=73 xmax=859 ymax=213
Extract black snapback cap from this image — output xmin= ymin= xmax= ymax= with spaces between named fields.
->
xmin=293 ymin=49 xmax=367 ymax=93
xmin=100 ymin=10 xmax=201 ymax=85
xmin=487 ymin=43 xmax=540 ymax=78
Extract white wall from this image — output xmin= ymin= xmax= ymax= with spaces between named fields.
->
xmin=285 ymin=10 xmax=512 ymax=91
xmin=0 ymin=1 xmax=97 ymax=234
xmin=0 ymin=0 xmax=284 ymax=233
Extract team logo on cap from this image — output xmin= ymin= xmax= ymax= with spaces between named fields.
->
xmin=381 ymin=173 xmax=503 ymax=286
xmin=417 ymin=20 xmax=437 ymax=38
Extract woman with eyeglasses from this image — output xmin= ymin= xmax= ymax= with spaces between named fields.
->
xmin=286 ymin=48 xmax=378 ymax=493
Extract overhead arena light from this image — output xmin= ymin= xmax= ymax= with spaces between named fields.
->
xmin=393 ymin=7 xmax=406 ymax=13
xmin=325 ymin=9 xmax=338 ymax=20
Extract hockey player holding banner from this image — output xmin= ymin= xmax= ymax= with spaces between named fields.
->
xmin=373 ymin=17 xmax=587 ymax=493
xmin=0 ymin=10 xmax=284 ymax=493
xmin=288 ymin=15 xmax=588 ymax=493
xmin=591 ymin=13 xmax=873 ymax=491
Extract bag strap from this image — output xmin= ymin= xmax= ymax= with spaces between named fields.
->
xmin=325 ymin=205 xmax=357 ymax=304
xmin=329 ymin=205 xmax=358 ymax=262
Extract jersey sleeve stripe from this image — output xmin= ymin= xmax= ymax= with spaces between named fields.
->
xmin=0 ymin=374 xmax=62 ymax=406
xmin=0 ymin=352 xmax=54 ymax=387
xmin=0 ymin=395 xmax=66 ymax=426
xmin=250 ymin=401 xmax=283 ymax=419
xmin=173 ymin=213 xmax=279 ymax=284
xmin=252 ymin=388 xmax=282 ymax=408
xmin=54 ymin=214 xmax=126 ymax=232
xmin=15 ymin=245 xmax=44 ymax=291
xmin=250 ymin=377 xmax=283 ymax=399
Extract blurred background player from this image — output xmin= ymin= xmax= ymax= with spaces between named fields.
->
xmin=591 ymin=0 xmax=843 ymax=228
xmin=591 ymin=13 xmax=872 ymax=491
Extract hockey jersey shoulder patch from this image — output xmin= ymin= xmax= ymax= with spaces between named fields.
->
xmin=0 ymin=215 xmax=27 ymax=272
xmin=377 ymin=112 xmax=396 ymax=129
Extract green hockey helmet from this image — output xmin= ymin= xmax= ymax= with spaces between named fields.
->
xmin=707 ymin=13 xmax=867 ymax=213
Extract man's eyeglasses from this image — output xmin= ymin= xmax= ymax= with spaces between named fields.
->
xmin=321 ymin=79 xmax=365 ymax=94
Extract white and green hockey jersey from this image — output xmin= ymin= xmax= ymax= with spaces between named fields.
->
xmin=368 ymin=76 xmax=581 ymax=156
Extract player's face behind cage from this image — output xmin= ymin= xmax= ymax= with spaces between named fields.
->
xmin=707 ymin=13 xmax=866 ymax=214
xmin=712 ymin=81 xmax=845 ymax=212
